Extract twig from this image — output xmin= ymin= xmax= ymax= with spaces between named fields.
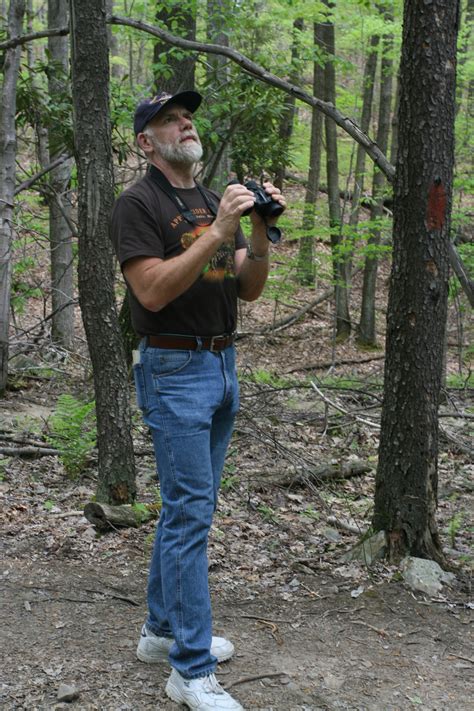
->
xmin=326 ymin=516 xmax=363 ymax=535
xmin=50 ymin=510 xmax=84 ymax=519
xmin=241 ymin=614 xmax=294 ymax=624
xmin=352 ymin=620 xmax=389 ymax=638
xmin=311 ymin=381 xmax=381 ymax=429
xmin=447 ymin=652 xmax=474 ymax=664
xmin=224 ymin=672 xmax=286 ymax=690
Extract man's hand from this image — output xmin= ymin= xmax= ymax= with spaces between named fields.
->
xmin=249 ymin=181 xmax=286 ymax=229
xmin=211 ymin=182 xmax=255 ymax=242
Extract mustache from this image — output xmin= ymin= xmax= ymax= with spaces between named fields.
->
xmin=180 ymin=131 xmax=200 ymax=143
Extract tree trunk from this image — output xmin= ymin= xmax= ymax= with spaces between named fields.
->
xmin=48 ymin=0 xmax=75 ymax=350
xmin=204 ymin=0 xmax=231 ymax=191
xmin=373 ymin=0 xmax=460 ymax=564
xmin=0 ymin=0 xmax=26 ymax=395
xmin=349 ymin=34 xmax=379 ymax=229
xmin=69 ymin=0 xmax=136 ymax=505
xmin=273 ymin=17 xmax=303 ymax=190
xmin=106 ymin=0 xmax=123 ymax=79
xmin=323 ymin=3 xmax=351 ymax=341
xmin=153 ymin=0 xmax=196 ymax=93
xmin=297 ymin=20 xmax=324 ymax=286
xmin=357 ymin=8 xmax=393 ymax=347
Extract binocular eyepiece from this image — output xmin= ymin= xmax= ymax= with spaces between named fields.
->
xmin=227 ymin=179 xmax=283 ymax=243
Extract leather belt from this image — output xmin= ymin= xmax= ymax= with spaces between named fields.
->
xmin=147 ymin=333 xmax=234 ymax=352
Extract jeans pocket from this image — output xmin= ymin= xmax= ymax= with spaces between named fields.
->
xmin=154 ymin=349 xmax=193 ymax=377
xmin=133 ymin=363 xmax=149 ymax=412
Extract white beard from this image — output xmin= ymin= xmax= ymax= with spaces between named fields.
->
xmin=152 ymin=133 xmax=203 ymax=166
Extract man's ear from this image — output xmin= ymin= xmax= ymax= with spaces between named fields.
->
xmin=137 ymin=132 xmax=153 ymax=154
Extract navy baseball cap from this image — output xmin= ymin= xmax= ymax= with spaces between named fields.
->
xmin=133 ymin=90 xmax=202 ymax=135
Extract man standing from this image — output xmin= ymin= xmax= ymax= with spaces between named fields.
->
xmin=110 ymin=90 xmax=285 ymax=711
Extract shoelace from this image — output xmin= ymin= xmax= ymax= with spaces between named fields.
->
xmin=202 ymin=674 xmax=224 ymax=695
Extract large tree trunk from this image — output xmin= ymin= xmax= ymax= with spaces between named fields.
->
xmin=357 ymin=8 xmax=393 ymax=347
xmin=69 ymin=0 xmax=136 ymax=504
xmin=153 ymin=0 xmax=196 ymax=93
xmin=297 ymin=20 xmax=325 ymax=286
xmin=323 ymin=3 xmax=351 ymax=341
xmin=0 ymin=0 xmax=26 ymax=395
xmin=373 ymin=0 xmax=459 ymax=564
xmin=48 ymin=0 xmax=75 ymax=350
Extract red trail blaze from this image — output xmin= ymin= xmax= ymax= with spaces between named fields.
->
xmin=426 ymin=178 xmax=446 ymax=231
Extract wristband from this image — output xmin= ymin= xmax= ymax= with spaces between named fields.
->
xmin=246 ymin=245 xmax=269 ymax=262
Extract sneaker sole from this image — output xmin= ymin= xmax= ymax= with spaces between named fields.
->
xmin=165 ymin=680 xmax=186 ymax=705
xmin=136 ymin=646 xmax=168 ymax=663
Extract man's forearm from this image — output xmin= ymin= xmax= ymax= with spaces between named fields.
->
xmin=236 ymin=224 xmax=270 ymax=301
xmin=124 ymin=225 xmax=226 ymax=312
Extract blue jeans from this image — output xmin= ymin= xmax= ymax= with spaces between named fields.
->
xmin=133 ymin=340 xmax=239 ymax=679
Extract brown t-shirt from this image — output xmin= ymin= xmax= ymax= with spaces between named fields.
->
xmin=110 ymin=166 xmax=247 ymax=337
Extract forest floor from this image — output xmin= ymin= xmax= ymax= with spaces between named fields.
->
xmin=1 ymin=247 xmax=473 ymax=711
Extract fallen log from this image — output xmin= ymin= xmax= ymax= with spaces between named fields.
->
xmin=246 ymin=459 xmax=372 ymax=489
xmin=83 ymin=502 xmax=139 ymax=531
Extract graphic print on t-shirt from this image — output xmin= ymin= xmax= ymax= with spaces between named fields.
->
xmin=180 ymin=225 xmax=235 ymax=281
xmin=167 ymin=199 xmax=236 ymax=282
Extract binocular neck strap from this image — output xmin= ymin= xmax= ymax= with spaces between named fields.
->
xmin=148 ymin=165 xmax=217 ymax=226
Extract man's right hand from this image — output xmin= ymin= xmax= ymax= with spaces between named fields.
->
xmin=210 ymin=182 xmax=255 ymax=243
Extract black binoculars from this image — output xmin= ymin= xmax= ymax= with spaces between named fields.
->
xmin=228 ymin=180 xmax=283 ymax=243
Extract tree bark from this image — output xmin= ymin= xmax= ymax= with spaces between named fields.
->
xmin=297 ymin=20 xmax=324 ymax=286
xmin=203 ymin=0 xmax=232 ymax=191
xmin=273 ymin=17 xmax=303 ymax=190
xmin=349 ymin=34 xmax=379 ymax=229
xmin=0 ymin=0 xmax=26 ymax=395
xmin=69 ymin=0 xmax=136 ymax=504
xmin=357 ymin=7 xmax=393 ymax=347
xmin=153 ymin=0 xmax=196 ymax=93
xmin=373 ymin=0 xmax=460 ymax=564
xmin=48 ymin=0 xmax=75 ymax=350
xmin=323 ymin=3 xmax=351 ymax=341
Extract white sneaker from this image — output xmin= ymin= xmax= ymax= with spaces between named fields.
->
xmin=136 ymin=625 xmax=235 ymax=664
xmin=166 ymin=669 xmax=244 ymax=710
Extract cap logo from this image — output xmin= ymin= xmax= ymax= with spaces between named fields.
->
xmin=150 ymin=93 xmax=172 ymax=106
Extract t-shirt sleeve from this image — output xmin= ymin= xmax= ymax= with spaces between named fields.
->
xmin=235 ymin=225 xmax=247 ymax=251
xmin=110 ymin=192 xmax=164 ymax=268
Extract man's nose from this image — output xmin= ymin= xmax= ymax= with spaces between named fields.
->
xmin=180 ymin=115 xmax=193 ymax=129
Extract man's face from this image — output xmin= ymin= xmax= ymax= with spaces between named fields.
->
xmin=145 ymin=104 xmax=203 ymax=166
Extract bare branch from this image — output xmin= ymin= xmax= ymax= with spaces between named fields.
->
xmin=0 ymin=26 xmax=68 ymax=50
xmin=14 ymin=154 xmax=72 ymax=196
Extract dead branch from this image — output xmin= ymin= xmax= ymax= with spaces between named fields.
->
xmin=288 ymin=354 xmax=385 ymax=373
xmin=0 ymin=445 xmax=58 ymax=456
xmin=14 ymin=154 xmax=71 ymax=195
xmin=246 ymin=459 xmax=372 ymax=489
xmin=83 ymin=502 xmax=139 ymax=531
xmin=311 ymin=381 xmax=381 ymax=429
xmin=224 ymin=672 xmax=287 ymax=690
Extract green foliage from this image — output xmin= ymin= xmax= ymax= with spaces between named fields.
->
xmin=257 ymin=504 xmax=279 ymax=523
xmin=445 ymin=512 xmax=463 ymax=548
xmin=16 ymin=59 xmax=74 ymax=155
xmin=301 ymin=505 xmax=320 ymax=521
xmin=47 ymin=395 xmax=97 ymax=477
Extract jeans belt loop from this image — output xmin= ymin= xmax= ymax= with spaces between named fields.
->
xmin=195 ymin=336 xmax=203 ymax=352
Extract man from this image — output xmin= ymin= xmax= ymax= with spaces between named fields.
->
xmin=110 ymin=90 xmax=285 ymax=711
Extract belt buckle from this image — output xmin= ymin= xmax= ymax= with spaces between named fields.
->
xmin=209 ymin=335 xmax=221 ymax=353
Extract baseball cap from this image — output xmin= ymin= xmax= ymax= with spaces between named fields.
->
xmin=133 ymin=90 xmax=202 ymax=135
